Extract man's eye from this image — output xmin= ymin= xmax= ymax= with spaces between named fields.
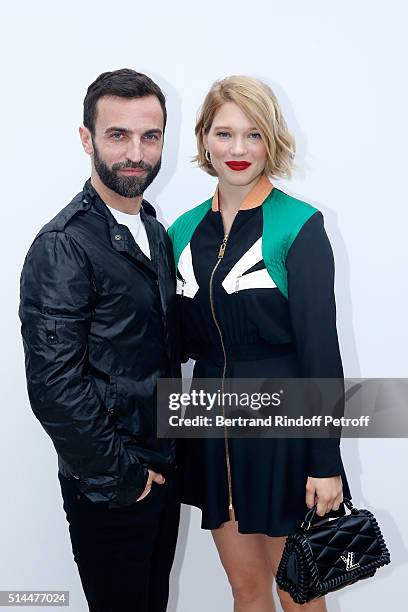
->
xmin=111 ymin=132 xmax=124 ymax=140
xmin=249 ymin=132 xmax=262 ymax=140
xmin=216 ymin=132 xmax=230 ymax=138
xmin=144 ymin=133 xmax=160 ymax=141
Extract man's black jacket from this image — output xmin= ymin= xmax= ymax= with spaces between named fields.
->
xmin=19 ymin=180 xmax=180 ymax=508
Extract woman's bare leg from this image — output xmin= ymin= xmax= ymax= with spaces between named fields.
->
xmin=212 ymin=521 xmax=276 ymax=612
xmin=265 ymin=536 xmax=328 ymax=612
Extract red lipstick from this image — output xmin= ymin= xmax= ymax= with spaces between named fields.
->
xmin=225 ymin=161 xmax=252 ymax=171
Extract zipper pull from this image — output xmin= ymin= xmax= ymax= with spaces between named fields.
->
xmin=177 ymin=271 xmax=186 ymax=296
xmin=235 ymin=275 xmax=241 ymax=293
xmin=218 ymin=235 xmax=229 ymax=259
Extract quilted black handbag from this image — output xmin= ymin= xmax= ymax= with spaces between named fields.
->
xmin=276 ymin=498 xmax=391 ymax=604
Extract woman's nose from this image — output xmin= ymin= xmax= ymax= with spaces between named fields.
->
xmin=229 ymin=137 xmax=247 ymax=156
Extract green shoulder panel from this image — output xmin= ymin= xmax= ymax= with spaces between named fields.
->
xmin=262 ymin=188 xmax=318 ymax=298
xmin=168 ymin=198 xmax=212 ymax=270
xmin=168 ymin=188 xmax=319 ymax=300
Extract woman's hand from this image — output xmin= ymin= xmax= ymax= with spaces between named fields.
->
xmin=306 ymin=475 xmax=343 ymax=516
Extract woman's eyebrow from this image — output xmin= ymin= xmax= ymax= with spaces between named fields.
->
xmin=213 ymin=125 xmax=259 ymax=130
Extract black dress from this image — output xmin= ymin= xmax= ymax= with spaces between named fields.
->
xmin=173 ymin=187 xmax=351 ymax=537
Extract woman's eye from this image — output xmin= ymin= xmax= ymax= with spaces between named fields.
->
xmin=216 ymin=131 xmax=230 ymax=138
xmin=249 ymin=132 xmax=262 ymax=140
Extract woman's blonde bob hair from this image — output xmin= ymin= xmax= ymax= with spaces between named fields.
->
xmin=194 ymin=75 xmax=295 ymax=179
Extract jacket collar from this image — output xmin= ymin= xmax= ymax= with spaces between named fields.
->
xmin=83 ymin=179 xmax=158 ymax=275
xmin=212 ymin=174 xmax=273 ymax=211
xmin=82 ymin=178 xmax=157 ymax=218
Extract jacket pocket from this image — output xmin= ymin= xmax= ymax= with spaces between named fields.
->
xmin=90 ymin=371 xmax=117 ymax=418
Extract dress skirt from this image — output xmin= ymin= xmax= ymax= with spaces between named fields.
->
xmin=178 ymin=348 xmax=352 ymax=537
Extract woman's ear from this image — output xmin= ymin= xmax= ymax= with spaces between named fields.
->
xmin=202 ymin=128 xmax=208 ymax=151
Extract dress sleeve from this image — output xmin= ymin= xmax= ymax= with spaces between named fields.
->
xmin=286 ymin=211 xmax=345 ymax=477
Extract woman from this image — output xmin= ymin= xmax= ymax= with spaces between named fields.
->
xmin=168 ymin=76 xmax=351 ymax=611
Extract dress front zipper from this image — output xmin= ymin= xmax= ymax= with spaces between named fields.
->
xmin=209 ymin=233 xmax=236 ymax=522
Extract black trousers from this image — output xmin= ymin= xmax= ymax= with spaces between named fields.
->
xmin=58 ymin=471 xmax=180 ymax=612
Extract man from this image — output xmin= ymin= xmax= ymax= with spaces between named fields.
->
xmin=19 ymin=69 xmax=180 ymax=612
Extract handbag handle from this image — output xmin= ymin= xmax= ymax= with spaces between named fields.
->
xmin=301 ymin=497 xmax=358 ymax=531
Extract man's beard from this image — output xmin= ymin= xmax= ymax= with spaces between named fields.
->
xmin=92 ymin=141 xmax=161 ymax=198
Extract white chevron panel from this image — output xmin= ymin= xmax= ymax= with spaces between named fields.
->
xmin=231 ymin=268 xmax=277 ymax=293
xmin=222 ymin=238 xmax=277 ymax=294
xmin=177 ymin=243 xmax=199 ymax=298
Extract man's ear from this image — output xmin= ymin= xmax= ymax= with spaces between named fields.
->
xmin=79 ymin=126 xmax=94 ymax=156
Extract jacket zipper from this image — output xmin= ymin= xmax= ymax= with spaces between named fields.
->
xmin=209 ymin=233 xmax=236 ymax=522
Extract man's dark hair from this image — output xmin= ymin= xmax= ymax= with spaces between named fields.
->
xmin=83 ymin=68 xmax=167 ymax=135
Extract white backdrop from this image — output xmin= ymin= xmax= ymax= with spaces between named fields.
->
xmin=1 ymin=1 xmax=407 ymax=610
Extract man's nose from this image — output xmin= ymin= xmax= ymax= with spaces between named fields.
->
xmin=126 ymin=137 xmax=144 ymax=163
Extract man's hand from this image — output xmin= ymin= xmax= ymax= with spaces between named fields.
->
xmin=136 ymin=469 xmax=165 ymax=502
xmin=306 ymin=475 xmax=343 ymax=517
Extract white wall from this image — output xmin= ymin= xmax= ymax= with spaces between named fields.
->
xmin=1 ymin=1 xmax=407 ymax=610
